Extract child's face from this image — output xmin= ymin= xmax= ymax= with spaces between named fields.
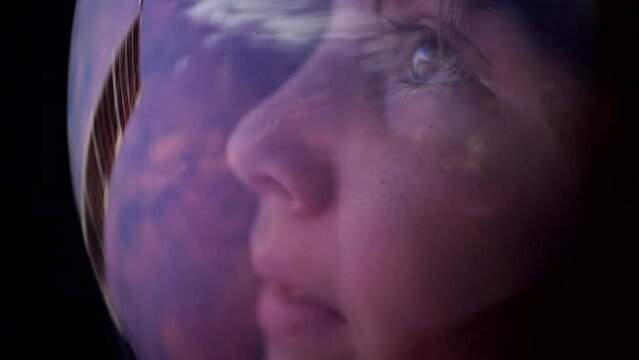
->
xmin=225 ymin=0 xmax=587 ymax=359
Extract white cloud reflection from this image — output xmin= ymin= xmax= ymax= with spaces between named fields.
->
xmin=185 ymin=0 xmax=378 ymax=50
xmin=186 ymin=0 xmax=329 ymax=47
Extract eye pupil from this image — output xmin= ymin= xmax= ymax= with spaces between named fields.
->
xmin=411 ymin=43 xmax=442 ymax=82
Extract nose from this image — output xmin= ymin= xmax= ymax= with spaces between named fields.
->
xmin=226 ymin=44 xmax=378 ymax=216
xmin=226 ymin=75 xmax=337 ymax=216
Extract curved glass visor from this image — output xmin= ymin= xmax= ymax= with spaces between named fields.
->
xmin=68 ymin=0 xmax=596 ymax=359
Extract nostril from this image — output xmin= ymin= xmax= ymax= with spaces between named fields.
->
xmin=249 ymin=175 xmax=294 ymax=201
xmin=245 ymin=163 xmax=335 ymax=216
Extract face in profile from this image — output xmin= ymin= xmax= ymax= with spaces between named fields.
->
xmin=71 ymin=0 xmax=594 ymax=359
xmin=223 ymin=0 xmax=590 ymax=359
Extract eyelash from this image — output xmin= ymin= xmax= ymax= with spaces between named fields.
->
xmin=383 ymin=17 xmax=472 ymax=92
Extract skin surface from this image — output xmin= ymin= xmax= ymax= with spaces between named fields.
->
xmin=226 ymin=1 xmax=587 ymax=359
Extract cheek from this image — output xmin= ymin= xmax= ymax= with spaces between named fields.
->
xmin=336 ymin=96 xmax=582 ymax=350
xmin=385 ymin=86 xmax=581 ymax=215
xmin=335 ymin=140 xmax=482 ymax=353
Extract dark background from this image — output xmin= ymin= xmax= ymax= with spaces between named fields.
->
xmin=5 ymin=1 xmax=636 ymax=359
xmin=6 ymin=1 xmax=133 ymax=358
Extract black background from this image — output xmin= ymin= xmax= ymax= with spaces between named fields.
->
xmin=5 ymin=1 xmax=637 ymax=359
xmin=6 ymin=1 xmax=132 ymax=358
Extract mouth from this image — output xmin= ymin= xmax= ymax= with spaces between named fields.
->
xmin=257 ymin=281 xmax=346 ymax=337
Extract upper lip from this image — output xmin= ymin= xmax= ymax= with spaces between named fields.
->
xmin=251 ymin=252 xmax=343 ymax=315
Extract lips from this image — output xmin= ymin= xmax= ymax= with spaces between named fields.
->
xmin=257 ymin=281 xmax=346 ymax=337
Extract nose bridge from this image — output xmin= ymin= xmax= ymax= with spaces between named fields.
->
xmin=251 ymin=44 xmax=362 ymax=139
xmin=229 ymin=32 xmax=380 ymax=151
xmin=246 ymin=34 xmax=372 ymax=135
xmin=226 ymin=40 xmax=371 ymax=214
xmin=226 ymin=55 xmax=340 ymax=177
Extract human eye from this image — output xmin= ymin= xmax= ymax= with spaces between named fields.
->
xmin=382 ymin=17 xmax=483 ymax=93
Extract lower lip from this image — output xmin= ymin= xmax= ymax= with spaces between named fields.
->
xmin=257 ymin=282 xmax=345 ymax=337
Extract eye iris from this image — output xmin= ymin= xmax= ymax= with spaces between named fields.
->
xmin=411 ymin=44 xmax=441 ymax=82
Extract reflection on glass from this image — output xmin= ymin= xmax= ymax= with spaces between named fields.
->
xmin=68 ymin=0 xmax=599 ymax=359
